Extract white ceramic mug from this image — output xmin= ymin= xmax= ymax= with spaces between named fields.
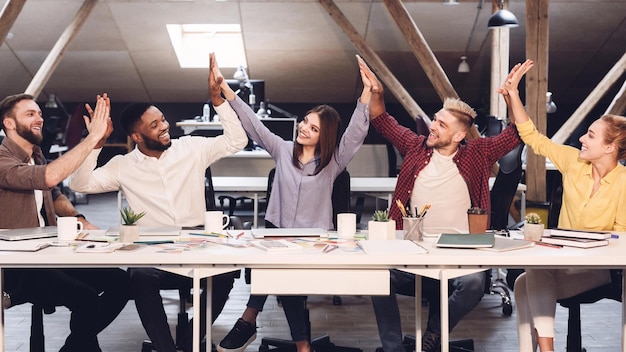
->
xmin=204 ymin=211 xmax=230 ymax=233
xmin=337 ymin=213 xmax=357 ymax=238
xmin=57 ymin=217 xmax=84 ymax=241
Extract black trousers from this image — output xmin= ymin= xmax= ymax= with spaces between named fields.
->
xmin=4 ymin=267 xmax=130 ymax=352
xmin=129 ymin=267 xmax=236 ymax=352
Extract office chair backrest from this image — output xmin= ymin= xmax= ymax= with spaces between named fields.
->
xmin=265 ymin=167 xmax=350 ymax=229
xmin=490 ymin=143 xmax=524 ymax=230
xmin=205 ymin=167 xmax=216 ymax=211
xmin=547 ymin=175 xmax=563 ymax=229
xmin=331 ymin=169 xmax=350 ymax=230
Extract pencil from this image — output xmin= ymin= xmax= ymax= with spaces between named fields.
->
xmin=396 ymin=199 xmax=408 ymax=218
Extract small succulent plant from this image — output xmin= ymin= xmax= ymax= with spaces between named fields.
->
xmin=371 ymin=209 xmax=392 ymax=222
xmin=525 ymin=212 xmax=542 ymax=225
xmin=120 ymin=207 xmax=146 ymax=225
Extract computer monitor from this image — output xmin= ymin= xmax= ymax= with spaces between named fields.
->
xmin=260 ymin=118 xmax=297 ymax=141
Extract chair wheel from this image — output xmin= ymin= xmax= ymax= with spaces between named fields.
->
xmin=503 ymin=302 xmax=513 ymax=316
xmin=141 ymin=340 xmax=154 ymax=352
xmin=332 ymin=295 xmax=342 ymax=305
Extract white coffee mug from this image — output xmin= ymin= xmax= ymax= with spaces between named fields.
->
xmin=337 ymin=213 xmax=357 ymax=238
xmin=204 ymin=211 xmax=230 ymax=233
xmin=57 ymin=217 xmax=84 ymax=241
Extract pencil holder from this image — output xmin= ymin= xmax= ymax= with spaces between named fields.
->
xmin=403 ymin=217 xmax=424 ymax=242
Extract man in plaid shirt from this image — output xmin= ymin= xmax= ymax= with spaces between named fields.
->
xmin=365 ymin=67 xmax=521 ymax=352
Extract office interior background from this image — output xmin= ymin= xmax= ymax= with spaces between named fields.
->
xmin=1 ymin=1 xmax=626 ymax=351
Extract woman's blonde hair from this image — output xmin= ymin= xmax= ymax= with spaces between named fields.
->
xmin=600 ymin=114 xmax=626 ymax=160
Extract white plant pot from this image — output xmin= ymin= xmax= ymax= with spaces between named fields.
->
xmin=524 ymin=222 xmax=544 ymax=242
xmin=367 ymin=220 xmax=396 ymax=240
xmin=119 ymin=224 xmax=140 ymax=243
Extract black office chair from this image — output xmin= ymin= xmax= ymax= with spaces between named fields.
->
xmin=487 ymin=143 xmax=525 ymax=316
xmin=548 ymin=173 xmax=622 ymax=352
xmin=557 ymin=269 xmax=623 ymax=352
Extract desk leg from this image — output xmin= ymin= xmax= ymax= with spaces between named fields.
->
xmin=415 ymin=274 xmax=422 ymax=351
xmin=253 ymin=193 xmax=258 ymax=229
xmin=193 ymin=269 xmax=201 ymax=352
xmin=440 ymin=270 xmax=450 ymax=352
xmin=0 ymin=268 xmax=4 ymax=352
xmin=206 ymin=276 xmax=212 ymax=352
xmin=622 ymin=268 xmax=626 ymax=352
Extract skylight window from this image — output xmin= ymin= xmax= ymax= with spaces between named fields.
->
xmin=167 ymin=23 xmax=246 ymax=69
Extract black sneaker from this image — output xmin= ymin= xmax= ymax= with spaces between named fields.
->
xmin=421 ymin=330 xmax=441 ymax=352
xmin=217 ymin=318 xmax=257 ymax=352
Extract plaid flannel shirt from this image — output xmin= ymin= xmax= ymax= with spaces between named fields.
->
xmin=371 ymin=112 xmax=521 ymax=229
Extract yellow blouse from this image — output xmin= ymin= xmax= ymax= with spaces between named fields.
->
xmin=517 ymin=120 xmax=626 ymax=231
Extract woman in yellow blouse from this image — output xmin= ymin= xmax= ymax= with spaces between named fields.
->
xmin=499 ymin=59 xmax=626 ymax=352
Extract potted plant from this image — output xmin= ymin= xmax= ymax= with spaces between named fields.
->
xmin=119 ymin=207 xmax=146 ymax=243
xmin=367 ymin=210 xmax=396 ymax=240
xmin=524 ymin=212 xmax=544 ymax=241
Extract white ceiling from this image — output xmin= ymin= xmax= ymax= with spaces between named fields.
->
xmin=1 ymin=0 xmax=625 ymax=110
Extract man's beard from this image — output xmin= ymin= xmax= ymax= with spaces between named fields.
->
xmin=143 ymin=135 xmax=171 ymax=152
xmin=16 ymin=122 xmax=43 ymax=145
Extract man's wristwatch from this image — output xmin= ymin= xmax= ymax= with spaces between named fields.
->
xmin=75 ymin=214 xmax=86 ymax=220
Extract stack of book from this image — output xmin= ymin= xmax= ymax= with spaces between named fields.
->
xmin=541 ymin=229 xmax=611 ymax=248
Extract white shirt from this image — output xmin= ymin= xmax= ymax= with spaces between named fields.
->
xmin=411 ymin=150 xmax=471 ymax=232
xmin=69 ymin=103 xmax=248 ymax=227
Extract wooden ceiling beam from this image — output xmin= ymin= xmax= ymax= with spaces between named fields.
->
xmin=24 ymin=0 xmax=98 ymax=99
xmin=0 ymin=0 xmax=27 ymax=48
xmin=382 ymin=0 xmax=458 ymax=101
xmin=551 ymin=52 xmax=626 ymax=144
xmin=382 ymin=0 xmax=482 ymax=140
xmin=606 ymin=79 xmax=626 ymax=116
xmin=318 ymin=0 xmax=428 ymax=124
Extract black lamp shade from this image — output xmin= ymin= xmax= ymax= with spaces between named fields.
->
xmin=488 ymin=9 xmax=519 ymax=28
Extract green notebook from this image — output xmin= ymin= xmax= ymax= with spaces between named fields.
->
xmin=435 ymin=233 xmax=495 ymax=248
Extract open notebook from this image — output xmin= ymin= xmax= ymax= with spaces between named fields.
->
xmin=251 ymin=228 xmax=328 ymax=239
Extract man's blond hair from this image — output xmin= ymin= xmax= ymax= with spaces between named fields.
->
xmin=443 ymin=98 xmax=477 ymax=130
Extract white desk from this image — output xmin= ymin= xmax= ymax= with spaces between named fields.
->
xmin=212 ymin=176 xmax=527 ymax=227
xmin=0 ymin=233 xmax=624 ymax=352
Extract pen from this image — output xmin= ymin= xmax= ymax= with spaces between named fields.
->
xmin=235 ymin=232 xmax=245 ymax=239
xmin=322 ymin=244 xmax=338 ymax=253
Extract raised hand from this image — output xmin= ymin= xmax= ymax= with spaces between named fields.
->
xmin=83 ymin=93 xmax=113 ymax=148
xmin=209 ymin=53 xmax=225 ymax=106
xmin=497 ymin=59 xmax=534 ymax=101
xmin=209 ymin=53 xmax=236 ymax=101
xmin=357 ymin=55 xmax=382 ymax=94
xmin=356 ymin=55 xmax=386 ymax=119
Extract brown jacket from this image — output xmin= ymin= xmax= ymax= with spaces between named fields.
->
xmin=0 ymin=136 xmax=60 ymax=228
